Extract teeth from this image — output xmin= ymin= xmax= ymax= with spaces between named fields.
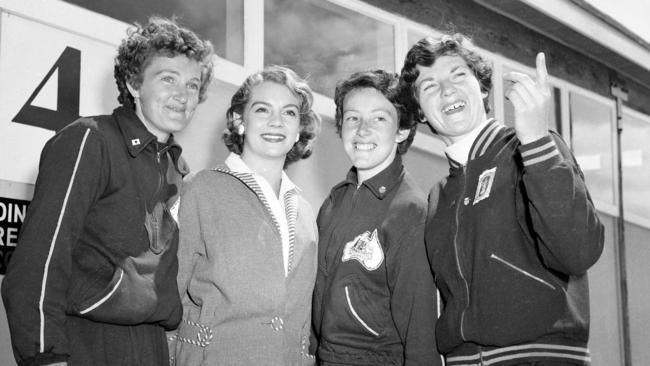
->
xmin=262 ymin=134 xmax=285 ymax=142
xmin=355 ymin=143 xmax=375 ymax=151
xmin=443 ymin=102 xmax=465 ymax=113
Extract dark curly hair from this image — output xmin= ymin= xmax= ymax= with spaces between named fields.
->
xmin=114 ymin=16 xmax=214 ymax=106
xmin=399 ymin=33 xmax=493 ymax=127
xmin=222 ymin=65 xmax=321 ymax=167
xmin=334 ymin=69 xmax=416 ymax=155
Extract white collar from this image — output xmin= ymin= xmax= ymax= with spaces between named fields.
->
xmin=224 ymin=152 xmax=297 ymax=197
xmin=444 ymin=119 xmax=491 ymax=166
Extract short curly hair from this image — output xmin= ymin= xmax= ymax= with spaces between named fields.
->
xmin=223 ymin=65 xmax=321 ymax=167
xmin=114 ymin=16 xmax=214 ymax=106
xmin=399 ymin=33 xmax=493 ymax=126
xmin=334 ymin=69 xmax=416 ymax=155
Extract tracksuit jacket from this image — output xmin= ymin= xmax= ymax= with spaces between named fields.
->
xmin=2 ymin=104 xmax=185 ymax=366
xmin=312 ymin=155 xmax=441 ymax=366
xmin=426 ymin=120 xmax=604 ymax=365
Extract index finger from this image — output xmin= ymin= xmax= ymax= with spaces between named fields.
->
xmin=536 ymin=52 xmax=548 ymax=88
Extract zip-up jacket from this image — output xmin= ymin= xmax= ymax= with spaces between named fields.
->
xmin=426 ymin=120 xmax=604 ymax=365
xmin=313 ymin=155 xmax=441 ymax=366
xmin=173 ymin=165 xmax=318 ymax=366
xmin=2 ymin=105 xmax=186 ymax=366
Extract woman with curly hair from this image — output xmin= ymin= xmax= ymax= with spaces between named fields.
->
xmin=173 ymin=65 xmax=321 ymax=366
xmin=2 ymin=16 xmax=213 ymax=366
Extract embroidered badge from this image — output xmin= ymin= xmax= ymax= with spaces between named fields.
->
xmin=131 ymin=138 xmax=141 ymax=146
xmin=342 ymin=229 xmax=384 ymax=271
xmin=474 ymin=167 xmax=496 ymax=205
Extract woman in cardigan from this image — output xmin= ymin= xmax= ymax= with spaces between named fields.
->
xmin=172 ymin=65 xmax=321 ymax=366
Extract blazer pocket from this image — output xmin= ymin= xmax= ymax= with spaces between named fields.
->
xmin=489 ymin=253 xmax=556 ymax=290
xmin=344 ymin=285 xmax=380 ymax=337
xmin=75 ymin=267 xmax=125 ymax=315
xmin=73 ymin=254 xmax=160 ymax=324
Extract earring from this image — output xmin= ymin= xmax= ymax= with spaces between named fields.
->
xmin=237 ymin=124 xmax=245 ymax=135
xmin=418 ymin=111 xmax=427 ymax=124
xmin=295 ymin=133 xmax=300 ymax=143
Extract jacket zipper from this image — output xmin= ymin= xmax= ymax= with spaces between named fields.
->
xmin=156 ymin=145 xmax=170 ymax=201
xmin=344 ymin=286 xmax=379 ymax=336
xmin=490 ymin=254 xmax=556 ymax=290
xmin=455 ymin=166 xmax=470 ymax=341
xmin=150 ymin=144 xmax=170 ymax=252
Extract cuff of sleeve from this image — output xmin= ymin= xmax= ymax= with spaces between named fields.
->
xmin=19 ymin=353 xmax=68 ymax=366
xmin=518 ymin=134 xmax=560 ymax=168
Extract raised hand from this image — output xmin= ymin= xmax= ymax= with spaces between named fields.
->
xmin=503 ymin=52 xmax=552 ymax=144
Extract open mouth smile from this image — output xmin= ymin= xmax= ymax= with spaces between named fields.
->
xmin=442 ymin=101 xmax=466 ymax=114
xmin=261 ymin=133 xmax=286 ymax=142
xmin=354 ymin=142 xmax=376 ymax=151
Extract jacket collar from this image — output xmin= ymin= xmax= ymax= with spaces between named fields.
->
xmin=337 ymin=154 xmax=405 ymax=200
xmin=447 ymin=118 xmax=507 ymax=171
xmin=114 ymin=103 xmax=185 ymax=172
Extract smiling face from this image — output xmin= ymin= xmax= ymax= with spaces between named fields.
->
xmin=341 ymin=87 xmax=408 ymax=182
xmin=127 ymin=55 xmax=203 ymax=142
xmin=415 ymin=54 xmax=488 ymax=145
xmin=240 ymin=81 xmax=301 ymax=166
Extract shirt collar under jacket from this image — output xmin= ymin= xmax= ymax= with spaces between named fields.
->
xmin=445 ymin=118 xmax=507 ymax=170
xmin=224 ymin=152 xmax=298 ymax=198
xmin=113 ymin=103 xmax=186 ymax=173
xmin=444 ymin=118 xmax=492 ymax=167
xmin=340 ymin=153 xmax=405 ymax=200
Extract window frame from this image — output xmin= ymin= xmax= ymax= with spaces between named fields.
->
xmin=620 ymin=105 xmax=650 ymax=228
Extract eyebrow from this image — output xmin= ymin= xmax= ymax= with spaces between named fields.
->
xmin=343 ymin=108 xmax=394 ymax=115
xmin=153 ymin=69 xmax=180 ymax=76
xmin=450 ymin=65 xmax=468 ymax=73
xmin=416 ymin=76 xmax=436 ymax=90
xmin=416 ymin=64 xmax=468 ymax=87
xmin=154 ymin=69 xmax=201 ymax=82
xmin=250 ymin=101 xmax=300 ymax=109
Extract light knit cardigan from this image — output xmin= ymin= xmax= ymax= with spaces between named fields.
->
xmin=172 ymin=166 xmax=317 ymax=366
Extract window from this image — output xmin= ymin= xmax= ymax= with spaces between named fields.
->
xmin=407 ymin=29 xmax=428 ymax=48
xmin=570 ymin=92 xmax=615 ymax=206
xmin=63 ymin=0 xmax=245 ymax=65
xmin=264 ymin=0 xmax=395 ymax=97
xmin=622 ymin=110 xmax=650 ymax=220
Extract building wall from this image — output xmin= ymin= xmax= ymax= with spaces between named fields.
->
xmin=1 ymin=1 xmax=649 ymax=365
xmin=366 ymin=0 xmax=650 ymax=116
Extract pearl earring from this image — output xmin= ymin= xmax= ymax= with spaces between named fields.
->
xmin=237 ymin=124 xmax=245 ymax=135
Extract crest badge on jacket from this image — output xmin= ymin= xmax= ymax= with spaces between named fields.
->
xmin=342 ymin=229 xmax=384 ymax=271
xmin=474 ymin=167 xmax=497 ymax=205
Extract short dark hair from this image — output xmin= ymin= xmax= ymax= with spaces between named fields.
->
xmin=334 ymin=69 xmax=416 ymax=155
xmin=114 ymin=16 xmax=214 ymax=106
xmin=399 ymin=33 xmax=493 ymax=124
xmin=222 ymin=65 xmax=321 ymax=167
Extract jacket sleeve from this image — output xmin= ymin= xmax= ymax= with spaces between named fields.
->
xmin=517 ymin=132 xmax=604 ymax=275
xmin=1 ymin=125 xmax=106 ymax=365
xmin=309 ymin=196 xmax=334 ymax=356
xmin=176 ymin=173 xmax=205 ymax=305
xmin=387 ymin=211 xmax=442 ymax=366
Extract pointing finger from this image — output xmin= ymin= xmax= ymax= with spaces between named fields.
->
xmin=536 ymin=52 xmax=548 ymax=88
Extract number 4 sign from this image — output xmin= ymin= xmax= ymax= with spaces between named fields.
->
xmin=0 ymin=12 xmax=120 ymax=184
xmin=13 ymin=46 xmax=81 ymax=132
